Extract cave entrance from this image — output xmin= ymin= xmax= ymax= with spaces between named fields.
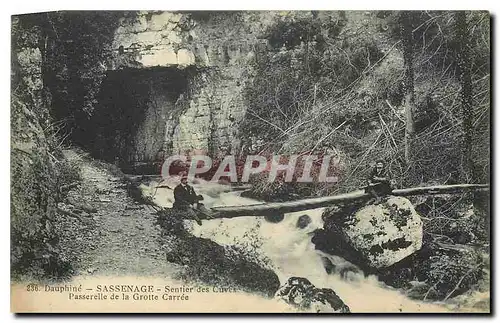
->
xmin=86 ymin=67 xmax=195 ymax=173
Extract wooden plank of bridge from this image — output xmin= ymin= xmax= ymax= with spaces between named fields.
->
xmin=209 ymin=183 xmax=489 ymax=219
xmin=392 ymin=184 xmax=489 ymax=196
xmin=211 ymin=190 xmax=369 ymax=218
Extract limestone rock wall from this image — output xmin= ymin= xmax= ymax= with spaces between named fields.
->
xmin=12 ymin=17 xmax=51 ymax=152
xmin=103 ymin=11 xmax=278 ymax=166
xmin=11 ymin=15 xmax=68 ymax=276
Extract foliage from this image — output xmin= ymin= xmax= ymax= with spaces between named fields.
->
xmin=376 ymin=230 xmax=485 ymax=301
xmin=414 ymin=193 xmax=488 ymax=245
xmin=11 ymin=148 xmax=59 ymax=277
xmin=241 ymin=13 xmax=385 ymax=145
xmin=424 ymin=247 xmax=483 ymax=300
xmin=42 ymin=11 xmax=122 ymax=147
xmin=241 ymin=11 xmax=490 ymax=198
xmin=242 ymin=11 xmax=490 ymax=300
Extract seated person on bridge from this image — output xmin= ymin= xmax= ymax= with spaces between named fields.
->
xmin=365 ymin=159 xmax=394 ymax=200
xmin=173 ymin=175 xmax=211 ymax=225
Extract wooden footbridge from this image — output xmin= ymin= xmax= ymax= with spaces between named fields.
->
xmin=128 ymin=174 xmax=489 ymax=220
xmin=209 ymin=184 xmax=489 ymax=219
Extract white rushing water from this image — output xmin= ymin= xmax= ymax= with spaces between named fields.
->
xmin=140 ymin=177 xmax=457 ymax=313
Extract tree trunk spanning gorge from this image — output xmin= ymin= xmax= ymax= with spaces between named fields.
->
xmin=210 ymin=184 xmax=489 ymax=218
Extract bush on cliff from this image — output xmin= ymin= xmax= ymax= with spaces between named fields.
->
xmin=377 ymin=237 xmax=484 ymax=301
xmin=11 ymin=16 xmax=83 ymax=280
xmin=11 ymin=103 xmax=82 ymax=279
xmin=241 ymin=11 xmax=489 ymax=200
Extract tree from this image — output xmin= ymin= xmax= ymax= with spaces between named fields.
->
xmin=400 ymin=11 xmax=416 ymax=164
xmin=454 ymin=11 xmax=474 ymax=182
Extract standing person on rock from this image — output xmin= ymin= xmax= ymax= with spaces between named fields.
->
xmin=365 ymin=159 xmax=394 ymax=203
xmin=173 ymin=175 xmax=211 ymax=225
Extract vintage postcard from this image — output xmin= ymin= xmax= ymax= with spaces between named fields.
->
xmin=11 ymin=10 xmax=490 ymax=313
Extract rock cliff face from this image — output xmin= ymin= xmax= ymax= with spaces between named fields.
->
xmin=92 ymin=11 xmax=279 ymax=172
xmin=20 ymin=11 xmax=346 ymax=174
xmin=11 ymin=16 xmax=75 ymax=277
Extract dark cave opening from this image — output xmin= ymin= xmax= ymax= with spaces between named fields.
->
xmin=81 ymin=66 xmax=197 ymax=173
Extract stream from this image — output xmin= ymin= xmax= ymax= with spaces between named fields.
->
xmin=140 ymin=177 xmax=458 ymax=313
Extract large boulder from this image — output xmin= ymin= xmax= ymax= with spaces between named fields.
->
xmin=344 ymin=196 xmax=423 ymax=268
xmin=314 ymin=196 xmax=423 ymax=270
xmin=275 ymin=277 xmax=350 ymax=313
